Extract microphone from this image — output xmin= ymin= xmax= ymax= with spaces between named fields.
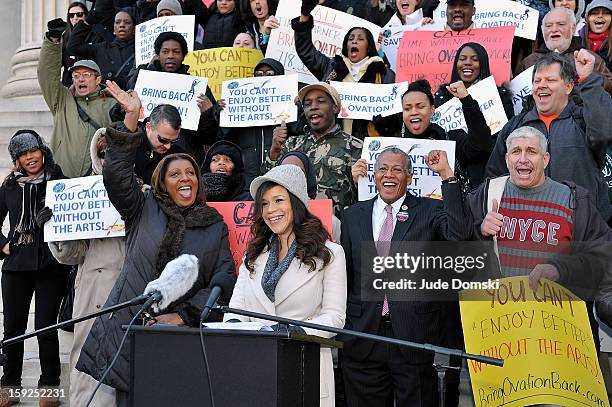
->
xmin=200 ymin=272 xmax=236 ymax=322
xmin=142 ymin=254 xmax=200 ymax=313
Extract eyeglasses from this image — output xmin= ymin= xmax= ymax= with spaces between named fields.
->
xmin=68 ymin=12 xmax=85 ymax=18
xmin=71 ymin=71 xmax=95 ymax=80
xmin=375 ymin=166 xmax=406 ymax=176
xmin=157 ymin=134 xmax=180 ymax=146
xmin=97 ymin=150 xmax=106 ymax=159
xmin=254 ymin=70 xmax=276 ymax=77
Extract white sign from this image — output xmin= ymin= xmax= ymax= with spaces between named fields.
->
xmin=266 ymin=0 xmax=382 ymax=84
xmin=330 ymin=81 xmax=408 ymax=120
xmin=432 ymin=76 xmax=508 ymax=135
xmin=134 ymin=70 xmax=208 ymax=131
xmin=135 ymin=15 xmax=195 ymax=66
xmin=433 ymin=0 xmax=538 ymax=40
xmin=510 ymin=66 xmax=534 ymax=115
xmin=381 ymin=10 xmax=423 ymax=71
xmin=44 ymin=176 xmax=125 ymax=242
xmin=358 ymin=137 xmax=456 ymax=201
xmin=220 ymin=74 xmax=298 ymax=127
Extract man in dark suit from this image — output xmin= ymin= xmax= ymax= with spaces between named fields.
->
xmin=341 ymin=147 xmax=471 ymax=406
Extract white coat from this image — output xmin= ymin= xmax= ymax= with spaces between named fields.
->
xmin=224 ymin=240 xmax=347 ymax=407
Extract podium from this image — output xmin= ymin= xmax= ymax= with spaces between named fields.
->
xmin=127 ymin=325 xmax=337 ymax=407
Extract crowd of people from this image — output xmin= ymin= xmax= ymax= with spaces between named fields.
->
xmin=1 ymin=0 xmax=612 ymax=406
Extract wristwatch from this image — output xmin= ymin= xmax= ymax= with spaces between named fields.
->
xmin=441 ymin=176 xmax=458 ymax=184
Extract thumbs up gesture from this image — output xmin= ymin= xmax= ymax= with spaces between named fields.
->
xmin=480 ymin=199 xmax=504 ymax=237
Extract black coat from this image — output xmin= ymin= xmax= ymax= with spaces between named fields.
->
xmin=200 ymin=9 xmax=245 ymax=49
xmin=340 ymin=183 xmax=471 ymax=364
xmin=0 ymin=165 xmax=66 ymax=272
xmin=66 ymin=21 xmax=135 ymax=90
xmin=76 ymin=124 xmax=236 ymax=392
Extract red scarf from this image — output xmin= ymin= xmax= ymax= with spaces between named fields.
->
xmin=588 ymin=30 xmax=609 ymax=53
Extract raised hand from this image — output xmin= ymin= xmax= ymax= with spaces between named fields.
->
xmin=197 ymin=94 xmax=213 ymax=113
xmin=425 ymin=150 xmax=453 ymax=179
xmin=446 ymin=80 xmax=469 ymax=99
xmin=301 ymin=0 xmax=319 ymax=16
xmin=270 ymin=121 xmax=288 ymax=160
xmin=480 ymin=199 xmax=504 ymax=237
xmin=574 ymin=49 xmax=595 ymax=81
xmin=263 ymin=15 xmax=280 ymax=35
xmin=105 ymin=81 xmax=141 ymax=114
xmin=351 ymin=158 xmax=368 ymax=186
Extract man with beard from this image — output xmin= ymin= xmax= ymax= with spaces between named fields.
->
xmin=516 ymin=7 xmax=612 ymax=93
xmin=265 ymin=82 xmax=363 ymax=216
xmin=445 ymin=0 xmax=477 ymax=31
xmin=127 ymin=31 xmax=218 ymax=163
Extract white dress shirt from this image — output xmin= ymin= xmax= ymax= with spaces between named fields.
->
xmin=372 ymin=195 xmax=405 ymax=241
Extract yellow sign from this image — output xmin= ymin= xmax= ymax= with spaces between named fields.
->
xmin=460 ymin=276 xmax=609 ymax=407
xmin=184 ymin=47 xmax=264 ymax=100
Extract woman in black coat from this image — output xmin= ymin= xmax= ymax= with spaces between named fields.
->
xmin=292 ymin=0 xmax=396 ymax=140
xmin=200 ymin=0 xmax=246 ymax=49
xmin=202 ymin=140 xmax=251 ymax=201
xmin=76 ymin=88 xmax=236 ymax=403
xmin=0 ymin=131 xmax=69 ymax=404
xmin=434 ymin=42 xmax=515 ymax=120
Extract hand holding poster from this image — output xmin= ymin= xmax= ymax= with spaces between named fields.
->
xmin=396 ymin=27 xmax=514 ymax=91
xmin=330 ymin=82 xmax=408 ymax=120
xmin=266 ymin=0 xmax=381 ymax=84
xmin=44 ymin=176 xmax=125 ymax=242
xmin=208 ymin=200 xmax=333 ymax=269
xmin=135 ymin=15 xmax=195 ymax=66
xmin=184 ymin=47 xmax=264 ymax=100
xmin=433 ymin=0 xmax=539 ymax=40
xmin=134 ymin=70 xmax=208 ymax=131
xmin=219 ymin=74 xmax=298 ymax=128
xmin=460 ymin=276 xmax=609 ymax=407
xmin=358 ymin=137 xmax=456 ymax=201
xmin=432 ymin=76 xmax=508 ymax=134
xmin=510 ymin=66 xmax=534 ymax=116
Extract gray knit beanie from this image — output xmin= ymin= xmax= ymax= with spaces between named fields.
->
xmin=157 ymin=0 xmax=183 ymax=16
xmin=250 ymin=164 xmax=309 ymax=207
xmin=9 ymin=130 xmax=53 ymax=165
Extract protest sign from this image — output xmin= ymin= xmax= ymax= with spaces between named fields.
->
xmin=208 ymin=200 xmax=333 ymax=269
xmin=396 ymin=27 xmax=514 ymax=91
xmin=358 ymin=137 xmax=456 ymax=201
xmin=510 ymin=66 xmax=534 ymax=116
xmin=460 ymin=276 xmax=609 ymax=407
xmin=134 ymin=70 xmax=208 ymax=131
xmin=184 ymin=47 xmax=264 ymax=100
xmin=382 ymin=10 xmax=423 ymax=72
xmin=44 ymin=176 xmax=125 ymax=242
xmin=433 ymin=0 xmax=538 ymax=40
xmin=135 ymin=15 xmax=195 ymax=66
xmin=219 ymin=74 xmax=298 ymax=127
xmin=266 ymin=0 xmax=381 ymax=84
xmin=432 ymin=76 xmax=508 ymax=134
xmin=330 ymin=81 xmax=408 ymax=120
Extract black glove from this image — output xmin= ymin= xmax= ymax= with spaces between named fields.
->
xmin=35 ymin=207 xmax=53 ymax=228
xmin=47 ymin=18 xmax=67 ymax=39
xmin=301 ymin=0 xmax=318 ymax=16
xmin=270 ymin=323 xmax=307 ymax=334
xmin=85 ymin=9 xmax=101 ymax=25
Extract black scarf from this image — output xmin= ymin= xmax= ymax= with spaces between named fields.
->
xmin=153 ymin=192 xmax=223 ymax=277
xmin=202 ymin=172 xmax=244 ymax=202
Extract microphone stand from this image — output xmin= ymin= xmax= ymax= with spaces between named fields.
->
xmin=216 ymin=306 xmax=503 ymax=407
xmin=0 ymin=294 xmax=151 ymax=358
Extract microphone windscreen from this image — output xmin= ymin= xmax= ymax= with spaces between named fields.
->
xmin=144 ymin=254 xmax=199 ymax=312
xmin=209 ymin=272 xmax=236 ymax=302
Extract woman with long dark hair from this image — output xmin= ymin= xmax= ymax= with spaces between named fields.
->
xmin=0 ymin=131 xmax=69 ymax=407
xmin=225 ymin=164 xmax=346 ymax=407
xmin=292 ymin=0 xmax=395 ymax=139
xmin=240 ymin=0 xmax=279 ymax=53
xmin=581 ymin=0 xmax=612 ymax=71
xmin=434 ymin=42 xmax=514 ymax=120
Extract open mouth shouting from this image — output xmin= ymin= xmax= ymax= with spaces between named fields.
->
xmin=408 ymin=117 xmax=423 ymax=132
xmin=349 ymin=46 xmax=360 ymax=60
xmin=178 ymin=185 xmax=193 ymax=199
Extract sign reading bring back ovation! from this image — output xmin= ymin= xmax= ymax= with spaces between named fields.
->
xmin=44 ymin=176 xmax=125 ymax=242
xmin=330 ymin=82 xmax=408 ymax=121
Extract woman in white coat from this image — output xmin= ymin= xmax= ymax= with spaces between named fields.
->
xmin=224 ymin=164 xmax=347 ymax=407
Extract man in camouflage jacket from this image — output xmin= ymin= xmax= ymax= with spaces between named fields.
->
xmin=264 ymin=82 xmax=363 ymax=216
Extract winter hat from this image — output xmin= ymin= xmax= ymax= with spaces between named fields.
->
xmin=254 ymin=58 xmax=285 ymax=75
xmin=70 ymin=59 xmax=101 ymax=75
xmin=250 ymin=164 xmax=309 ymax=207
xmin=297 ymin=82 xmax=342 ymax=109
xmin=154 ymin=31 xmax=188 ymax=56
xmin=278 ymin=151 xmax=317 ymax=199
xmin=203 ymin=140 xmax=244 ymax=174
xmin=549 ymin=0 xmax=586 ymax=19
xmin=9 ymin=130 xmax=53 ymax=167
xmin=586 ymin=0 xmax=612 ymax=15
xmin=157 ymin=0 xmax=183 ymax=16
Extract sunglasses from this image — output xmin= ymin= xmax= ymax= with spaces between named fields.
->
xmin=157 ymin=134 xmax=180 ymax=146
xmin=254 ymin=70 xmax=276 ymax=77
xmin=69 ymin=12 xmax=85 ymax=18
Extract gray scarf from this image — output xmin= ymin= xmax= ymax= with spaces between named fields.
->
xmin=15 ymin=172 xmax=46 ymax=246
xmin=261 ymin=236 xmax=297 ymax=302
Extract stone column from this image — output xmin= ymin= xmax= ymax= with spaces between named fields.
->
xmin=1 ymin=0 xmax=69 ymax=98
